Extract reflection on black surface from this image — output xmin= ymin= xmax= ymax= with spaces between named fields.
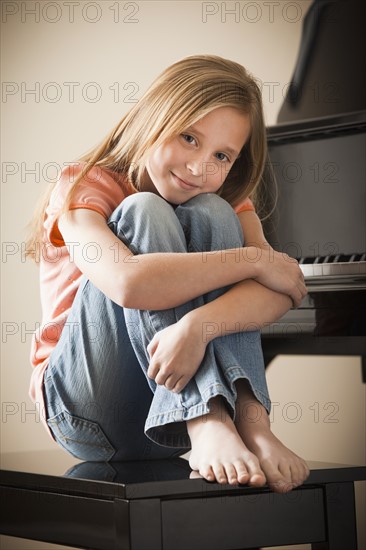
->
xmin=313 ymin=290 xmax=366 ymax=336
xmin=64 ymin=457 xmax=192 ymax=484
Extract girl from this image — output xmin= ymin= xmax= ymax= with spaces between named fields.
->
xmin=27 ymin=55 xmax=309 ymax=492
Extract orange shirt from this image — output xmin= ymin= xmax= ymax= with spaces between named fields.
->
xmin=29 ymin=164 xmax=255 ymax=419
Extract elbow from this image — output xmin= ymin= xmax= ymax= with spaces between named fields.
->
xmin=114 ymin=273 xmax=144 ymax=310
xmin=118 ymin=293 xmax=139 ymax=310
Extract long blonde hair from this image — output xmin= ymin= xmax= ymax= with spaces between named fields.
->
xmin=27 ymin=54 xmax=269 ymax=260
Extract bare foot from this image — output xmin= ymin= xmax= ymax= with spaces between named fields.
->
xmin=187 ymin=396 xmax=266 ymax=487
xmin=235 ymin=380 xmax=310 ymax=493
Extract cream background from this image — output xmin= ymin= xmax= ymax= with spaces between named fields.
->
xmin=1 ymin=1 xmax=364 ymax=549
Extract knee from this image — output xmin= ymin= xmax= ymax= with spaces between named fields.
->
xmin=185 ymin=194 xmax=240 ymax=226
xmin=108 ymin=192 xmax=187 ymax=254
xmin=109 ymin=192 xmax=178 ymax=236
xmin=111 ymin=192 xmax=172 ymax=222
xmin=177 ymin=194 xmax=244 ymax=249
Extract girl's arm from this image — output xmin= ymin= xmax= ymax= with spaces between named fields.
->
xmin=58 ymin=208 xmax=305 ymax=310
xmin=146 ymin=210 xmax=306 ymax=392
xmin=146 ymin=279 xmax=293 ymax=392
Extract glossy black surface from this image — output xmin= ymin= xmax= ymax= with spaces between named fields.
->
xmin=265 ymin=113 xmax=366 ymax=263
xmin=1 ymin=450 xmax=365 ymax=500
xmin=1 ymin=451 xmax=365 ymax=549
xmin=261 ymin=113 xmax=366 ymax=369
xmin=277 ymin=0 xmax=366 ymax=123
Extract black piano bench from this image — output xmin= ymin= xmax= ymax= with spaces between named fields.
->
xmin=0 ymin=451 xmax=365 ymax=550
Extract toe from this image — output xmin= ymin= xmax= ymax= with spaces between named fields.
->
xmin=246 ymin=457 xmax=266 ymax=487
xmin=223 ymin=463 xmax=240 ymax=485
xmin=289 ymin=461 xmax=303 ymax=487
xmin=294 ymin=459 xmax=310 ymax=486
xmin=261 ymin=459 xmax=289 ymax=493
xmin=200 ymin=465 xmax=215 ymax=482
xmin=302 ymin=461 xmax=310 ymax=481
xmin=212 ymin=463 xmax=228 ymax=484
xmin=233 ymin=460 xmax=250 ymax=485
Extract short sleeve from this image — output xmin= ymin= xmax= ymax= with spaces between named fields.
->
xmin=44 ymin=164 xmax=126 ymax=246
xmin=234 ymin=197 xmax=255 ymax=214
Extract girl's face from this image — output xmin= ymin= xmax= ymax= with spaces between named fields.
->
xmin=141 ymin=106 xmax=251 ymax=205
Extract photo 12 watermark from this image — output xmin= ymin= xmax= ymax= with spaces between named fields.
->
xmin=2 ymin=81 xmax=140 ymax=104
xmin=201 ymin=1 xmax=304 ymax=24
xmin=2 ymin=1 xmax=140 ymax=24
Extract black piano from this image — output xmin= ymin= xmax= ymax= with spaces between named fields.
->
xmin=261 ymin=0 xmax=366 ymax=379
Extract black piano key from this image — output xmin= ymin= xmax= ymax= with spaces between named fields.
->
xmin=300 ymin=256 xmax=316 ymax=264
xmin=337 ymin=254 xmax=352 ymax=262
xmin=295 ymin=253 xmax=365 ymax=265
xmin=349 ymin=254 xmax=360 ymax=262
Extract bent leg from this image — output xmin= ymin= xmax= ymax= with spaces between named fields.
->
xmin=113 ymin=193 xmax=271 ymax=449
xmin=106 ymin=192 xmax=309 ymax=491
xmin=43 ymin=194 xmax=192 ymax=461
xmin=43 ymin=277 xmax=185 ymax=461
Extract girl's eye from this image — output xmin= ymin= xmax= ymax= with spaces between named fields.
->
xmin=181 ymin=134 xmax=196 ymax=145
xmin=215 ymin=152 xmax=230 ymax=162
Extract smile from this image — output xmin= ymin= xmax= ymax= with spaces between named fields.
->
xmin=171 ymin=172 xmax=199 ymax=191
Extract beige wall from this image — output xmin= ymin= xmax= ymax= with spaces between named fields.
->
xmin=1 ymin=1 xmax=364 ymax=549
xmin=1 ymin=0 xmax=312 ymax=454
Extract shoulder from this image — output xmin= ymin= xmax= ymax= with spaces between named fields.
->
xmin=54 ymin=162 xmax=132 ymax=205
xmin=234 ymin=197 xmax=255 ymax=214
xmin=45 ymin=163 xmax=129 ymax=246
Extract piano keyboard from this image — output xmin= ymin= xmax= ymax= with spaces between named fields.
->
xmin=261 ymin=253 xmax=366 ymax=335
xmin=296 ymin=253 xmax=366 ymax=290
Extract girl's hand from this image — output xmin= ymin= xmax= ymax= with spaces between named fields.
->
xmin=250 ymin=245 xmax=307 ymax=307
xmin=147 ymin=316 xmax=207 ymax=393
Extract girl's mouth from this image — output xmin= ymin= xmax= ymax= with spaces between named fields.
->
xmin=171 ymin=172 xmax=199 ymax=190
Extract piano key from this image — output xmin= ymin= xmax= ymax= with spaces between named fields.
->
xmin=300 ymin=260 xmax=366 ymax=281
xmin=294 ymin=254 xmax=366 ymax=267
xmin=346 ymin=254 xmax=363 ymax=262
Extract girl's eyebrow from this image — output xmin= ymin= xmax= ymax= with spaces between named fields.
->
xmin=186 ymin=124 xmax=240 ymax=158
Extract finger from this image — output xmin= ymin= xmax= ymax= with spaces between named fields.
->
xmin=164 ymin=374 xmax=177 ymax=391
xmin=290 ymin=292 xmax=300 ymax=308
xmin=147 ymin=336 xmax=157 ymax=357
xmin=292 ymin=284 xmax=306 ymax=307
xmin=147 ymin=361 xmax=160 ymax=380
xmin=299 ymin=281 xmax=308 ymax=300
xmin=172 ymin=376 xmax=187 ymax=393
xmin=155 ymin=369 xmax=168 ymax=386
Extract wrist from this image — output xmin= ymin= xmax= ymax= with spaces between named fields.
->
xmin=181 ymin=306 xmax=220 ymax=346
xmin=180 ymin=309 xmax=214 ymax=346
xmin=243 ymin=246 xmax=263 ymax=280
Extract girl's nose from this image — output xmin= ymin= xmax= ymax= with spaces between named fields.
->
xmin=186 ymin=157 xmax=202 ymax=176
xmin=186 ymin=154 xmax=204 ymax=176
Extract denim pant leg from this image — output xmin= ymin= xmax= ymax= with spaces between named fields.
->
xmin=112 ymin=192 xmax=271 ymax=449
xmin=43 ymin=265 xmax=185 ymax=461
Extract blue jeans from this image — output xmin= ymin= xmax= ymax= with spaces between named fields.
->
xmin=44 ymin=193 xmax=271 ymax=462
